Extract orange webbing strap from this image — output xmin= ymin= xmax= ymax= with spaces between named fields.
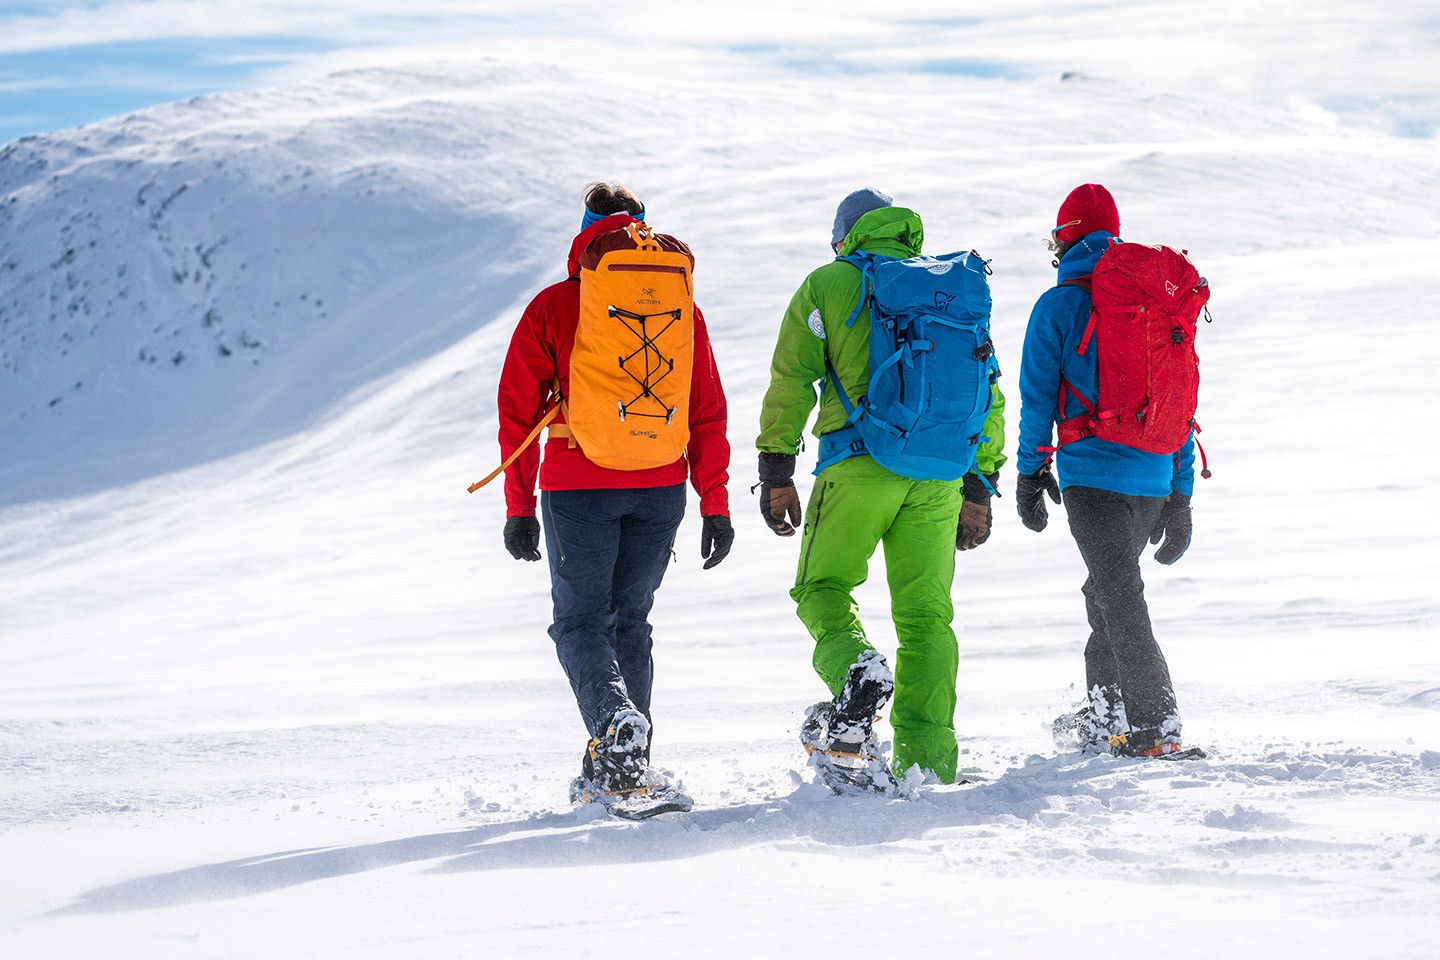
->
xmin=551 ymin=391 xmax=576 ymax=448
xmin=626 ymin=220 xmax=659 ymax=250
xmin=467 ymin=404 xmax=559 ymax=494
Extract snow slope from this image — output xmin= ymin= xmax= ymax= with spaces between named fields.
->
xmin=2 ymin=57 xmax=1439 ymax=959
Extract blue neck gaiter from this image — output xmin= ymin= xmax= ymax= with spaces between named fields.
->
xmin=581 ymin=206 xmax=645 ymax=231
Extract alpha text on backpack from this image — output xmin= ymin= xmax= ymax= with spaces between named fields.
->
xmin=567 ymin=222 xmax=697 ymax=471
xmin=1054 ymin=241 xmax=1209 ymax=462
xmin=817 ymin=250 xmax=999 ymax=481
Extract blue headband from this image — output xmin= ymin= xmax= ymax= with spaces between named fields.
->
xmin=581 ymin=205 xmax=645 ymax=230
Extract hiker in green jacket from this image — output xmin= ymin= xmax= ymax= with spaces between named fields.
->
xmin=756 ymin=188 xmax=1007 ymax=787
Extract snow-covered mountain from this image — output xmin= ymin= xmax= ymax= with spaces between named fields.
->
xmin=2 ymin=58 xmax=1439 ymax=959
xmin=0 ymin=64 xmax=591 ymax=503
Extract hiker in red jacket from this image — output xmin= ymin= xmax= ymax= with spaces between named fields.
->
xmin=495 ymin=182 xmax=732 ymax=807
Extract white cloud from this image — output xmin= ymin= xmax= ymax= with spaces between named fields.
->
xmin=1 ymin=0 xmax=1436 ymax=135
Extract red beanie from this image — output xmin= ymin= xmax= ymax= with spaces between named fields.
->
xmin=1054 ymin=183 xmax=1119 ymax=244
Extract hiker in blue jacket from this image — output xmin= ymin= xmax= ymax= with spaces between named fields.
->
xmin=1015 ymin=183 xmax=1197 ymax=758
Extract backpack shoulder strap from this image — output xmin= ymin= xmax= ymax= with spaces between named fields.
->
xmin=835 ymin=251 xmax=879 ymax=328
xmin=1059 ymin=276 xmax=1100 ymax=356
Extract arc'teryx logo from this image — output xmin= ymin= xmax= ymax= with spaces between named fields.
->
xmin=641 ymin=287 xmax=657 ymax=297
xmin=934 ymin=291 xmax=955 ymax=312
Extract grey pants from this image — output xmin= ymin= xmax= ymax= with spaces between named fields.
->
xmin=1062 ymin=485 xmax=1178 ymax=735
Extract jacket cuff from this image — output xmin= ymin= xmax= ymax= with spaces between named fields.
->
xmin=505 ymin=493 xmax=537 ymax=518
xmin=962 ymin=471 xmax=997 ymax=505
xmin=699 ymin=487 xmax=729 ymax=518
xmin=758 ymin=452 xmax=796 ymax=485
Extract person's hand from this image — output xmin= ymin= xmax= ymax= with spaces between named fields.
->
xmin=1016 ymin=465 xmax=1061 ymax=532
xmin=958 ymin=470 xmax=998 ymax=550
xmin=758 ymin=452 xmax=802 ymax=537
xmin=957 ymin=500 xmax=991 ymax=550
xmin=503 ymin=515 xmax=541 ymax=561
xmin=701 ymin=515 xmax=734 ymax=569
xmin=761 ymin=485 xmax=801 ymax=536
xmin=1150 ymin=493 xmax=1192 ymax=564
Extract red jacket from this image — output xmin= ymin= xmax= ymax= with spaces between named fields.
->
xmin=497 ymin=215 xmax=731 ymax=518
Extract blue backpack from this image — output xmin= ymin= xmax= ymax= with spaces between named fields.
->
xmin=816 ymin=250 xmax=999 ymax=482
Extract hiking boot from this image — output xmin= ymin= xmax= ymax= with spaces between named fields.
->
xmin=580 ymin=707 xmax=651 ymax=793
xmin=830 ymin=649 xmax=895 ymax=744
xmin=1053 ymin=684 xmax=1127 ymax=751
xmin=1051 ymin=706 xmax=1100 ymax=749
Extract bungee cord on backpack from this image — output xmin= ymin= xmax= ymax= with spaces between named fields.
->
xmin=609 ymin=305 xmax=681 ymax=424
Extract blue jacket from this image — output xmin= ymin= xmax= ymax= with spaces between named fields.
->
xmin=1016 ymin=231 xmax=1195 ymax=498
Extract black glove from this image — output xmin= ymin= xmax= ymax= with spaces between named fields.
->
xmin=961 ymin=471 xmax=999 ymax=507
xmin=1149 ymin=493 xmax=1192 ymax=565
xmin=758 ymin=452 xmax=802 ymax=537
xmin=503 ymin=515 xmax=541 ymax=561
xmin=701 ymin=515 xmax=734 ymax=569
xmin=1016 ymin=464 xmax=1061 ymax=532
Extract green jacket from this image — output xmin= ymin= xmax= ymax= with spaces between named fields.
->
xmin=756 ymin=206 xmax=1008 ymax=478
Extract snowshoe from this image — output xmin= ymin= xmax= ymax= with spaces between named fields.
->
xmin=799 ymin=652 xmax=902 ymax=797
xmin=801 ymin=699 xmax=900 ymax=796
xmin=569 ymin=708 xmax=692 ymax=819
xmin=570 ymin=768 xmax=693 ymax=820
xmin=1107 ymin=728 xmax=1206 ymax=760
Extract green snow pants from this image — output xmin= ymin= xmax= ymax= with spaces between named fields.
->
xmin=789 ymin=456 xmax=965 ymax=783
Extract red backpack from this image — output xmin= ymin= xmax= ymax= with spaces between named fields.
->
xmin=1055 ymin=241 xmax=1210 ymax=472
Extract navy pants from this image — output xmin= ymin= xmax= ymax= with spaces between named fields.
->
xmin=1062 ymin=485 xmax=1178 ymax=734
xmin=541 ymin=484 xmax=686 ymax=739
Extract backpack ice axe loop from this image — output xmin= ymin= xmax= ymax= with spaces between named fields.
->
xmin=467 ymin=397 xmax=563 ymax=494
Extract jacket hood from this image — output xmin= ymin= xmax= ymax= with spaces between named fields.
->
xmin=1057 ymin=230 xmax=1118 ymax=282
xmin=567 ymin=214 xmax=640 ymax=276
xmin=838 ymin=206 xmax=924 ymax=259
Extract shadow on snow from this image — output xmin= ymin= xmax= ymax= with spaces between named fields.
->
xmin=48 ymin=751 xmax=1222 ymax=916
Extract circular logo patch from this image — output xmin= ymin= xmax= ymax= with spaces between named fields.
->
xmin=807 ymin=308 xmax=826 ymax=340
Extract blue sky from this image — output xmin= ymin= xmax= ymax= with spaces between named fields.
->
xmin=1 ymin=1 xmax=1435 ymax=146
xmin=0 ymin=37 xmax=345 ymax=144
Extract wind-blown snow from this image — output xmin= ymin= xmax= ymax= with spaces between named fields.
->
xmin=1 ymin=55 xmax=1438 ymax=959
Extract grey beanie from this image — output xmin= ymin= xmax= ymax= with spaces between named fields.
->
xmin=831 ymin=187 xmax=894 ymax=246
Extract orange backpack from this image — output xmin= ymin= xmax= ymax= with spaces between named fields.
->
xmin=467 ymin=221 xmax=696 ymax=495
xmin=568 ymin=222 xmax=696 ymax=470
